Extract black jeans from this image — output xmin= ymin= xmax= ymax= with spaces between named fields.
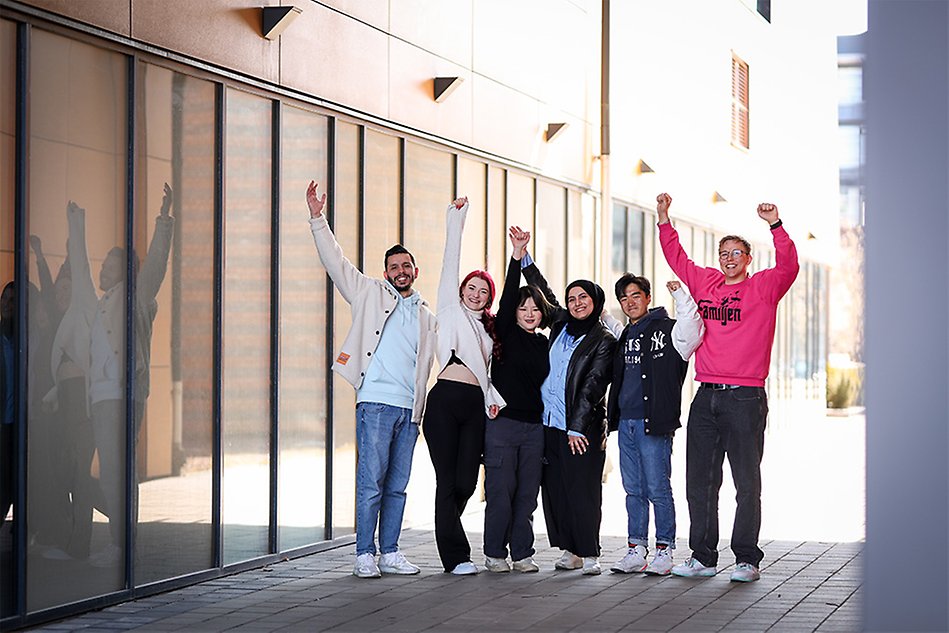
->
xmin=423 ymin=380 xmax=485 ymax=571
xmin=685 ymin=385 xmax=768 ymax=567
xmin=483 ymin=416 xmax=544 ymax=561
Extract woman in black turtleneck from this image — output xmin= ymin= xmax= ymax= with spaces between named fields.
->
xmin=482 ymin=227 xmax=553 ymax=574
xmin=522 ymin=253 xmax=616 ymax=576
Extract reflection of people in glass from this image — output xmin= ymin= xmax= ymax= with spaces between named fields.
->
xmin=306 ymin=181 xmax=437 ymax=580
xmin=1 ymin=282 xmax=15 ymax=525
xmin=424 ymin=197 xmax=504 ymax=576
xmin=84 ymin=183 xmax=175 ymax=568
xmin=43 ymin=204 xmax=98 ymax=561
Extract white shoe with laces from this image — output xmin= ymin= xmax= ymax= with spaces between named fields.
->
xmin=451 ymin=561 xmax=479 ymax=575
xmin=671 ymin=557 xmax=717 ymax=578
xmin=353 ymin=552 xmax=382 ymax=578
xmin=582 ymin=557 xmax=602 ymax=575
xmin=484 ymin=556 xmax=511 ymax=573
xmin=554 ymin=550 xmax=583 ymax=570
xmin=379 ymin=551 xmax=420 ymax=575
xmin=512 ymin=557 xmax=540 ymax=573
xmin=729 ymin=562 xmax=760 ymax=582
xmin=644 ymin=547 xmax=674 ymax=576
xmin=610 ymin=544 xmax=648 ymax=573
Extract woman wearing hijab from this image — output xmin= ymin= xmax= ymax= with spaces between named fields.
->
xmin=424 ymin=196 xmax=505 ymax=575
xmin=521 ymin=253 xmax=616 ymax=575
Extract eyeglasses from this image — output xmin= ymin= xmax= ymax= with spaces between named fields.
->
xmin=718 ymin=249 xmax=747 ymax=260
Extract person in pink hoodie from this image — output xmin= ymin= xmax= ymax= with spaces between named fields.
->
xmin=655 ymin=193 xmax=799 ymax=583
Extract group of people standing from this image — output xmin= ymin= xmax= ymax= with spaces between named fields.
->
xmin=306 ymin=182 xmax=798 ymax=583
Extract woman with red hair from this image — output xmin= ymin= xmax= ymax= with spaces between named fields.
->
xmin=424 ymin=196 xmax=505 ymax=575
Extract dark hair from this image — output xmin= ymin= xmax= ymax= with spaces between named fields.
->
xmin=718 ymin=235 xmax=752 ymax=256
xmin=384 ymin=244 xmax=416 ymax=268
xmin=517 ymin=285 xmax=554 ymax=329
xmin=614 ymin=273 xmax=651 ymax=301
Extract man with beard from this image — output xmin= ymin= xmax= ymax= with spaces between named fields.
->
xmin=306 ymin=181 xmax=437 ymax=579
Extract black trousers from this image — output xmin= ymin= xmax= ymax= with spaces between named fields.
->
xmin=423 ymin=380 xmax=485 ymax=571
xmin=483 ymin=416 xmax=544 ymax=561
xmin=541 ymin=426 xmax=605 ymax=558
xmin=685 ymin=386 xmax=768 ymax=567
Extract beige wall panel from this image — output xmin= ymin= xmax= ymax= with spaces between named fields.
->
xmin=472 ymin=0 xmax=592 ymax=121
xmin=280 ymin=3 xmax=388 ymax=118
xmin=23 ymin=0 xmax=131 ymax=36
xmin=388 ymin=0 xmax=472 ymax=67
xmin=388 ymin=39 xmax=472 ymax=146
xmin=145 ymin=366 xmax=173 ymax=478
xmin=1 ymin=20 xmax=14 ymax=136
xmin=317 ymin=0 xmax=388 ymax=30
xmin=28 ymin=137 xmax=69 ymax=253
xmin=472 ymin=75 xmax=539 ymax=168
xmin=131 ymin=0 xmax=279 ymax=84
xmin=29 ymin=30 xmax=70 ymax=145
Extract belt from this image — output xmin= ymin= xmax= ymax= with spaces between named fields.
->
xmin=700 ymin=382 xmax=742 ymax=391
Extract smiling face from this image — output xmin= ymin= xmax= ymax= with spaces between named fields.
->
xmin=516 ymin=296 xmax=542 ymax=332
xmin=566 ymin=286 xmax=594 ymax=320
xmin=383 ymin=253 xmax=418 ymax=295
xmin=462 ymin=276 xmax=492 ymax=311
xmin=718 ymin=239 xmax=752 ymax=283
xmin=618 ymin=281 xmax=650 ymax=324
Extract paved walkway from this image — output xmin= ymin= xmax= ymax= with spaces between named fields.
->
xmin=26 ymin=524 xmax=862 ymax=632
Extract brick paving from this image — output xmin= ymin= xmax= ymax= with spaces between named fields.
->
xmin=25 ymin=524 xmax=862 ymax=632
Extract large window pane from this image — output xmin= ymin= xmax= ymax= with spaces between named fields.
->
xmin=403 ymin=141 xmax=452 ymax=305
xmin=364 ymin=130 xmax=400 ymax=275
xmin=278 ymin=105 xmax=328 ymax=550
xmin=535 ymin=182 xmax=566 ymax=294
xmin=331 ymin=121 xmax=360 ymax=538
xmin=0 ymin=17 xmax=15 ymax=621
xmin=456 ymin=157 xmax=488 ymax=282
xmin=222 ymin=89 xmax=271 ymax=565
xmin=505 ymin=173 xmax=534 ymax=262
xmin=566 ymin=190 xmax=595 ymax=284
xmin=486 ymin=166 xmax=506 ymax=282
xmin=135 ymin=63 xmax=214 ymax=585
xmin=26 ymin=29 xmax=127 ymax=611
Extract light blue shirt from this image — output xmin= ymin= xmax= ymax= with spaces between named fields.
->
xmin=541 ymin=326 xmax=585 ymax=437
xmin=356 ymin=282 xmax=420 ymax=411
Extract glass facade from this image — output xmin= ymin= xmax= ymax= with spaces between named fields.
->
xmin=0 ymin=12 xmax=829 ymax=630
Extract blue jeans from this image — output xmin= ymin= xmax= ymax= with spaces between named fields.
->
xmin=685 ymin=386 xmax=767 ymax=567
xmin=355 ymin=402 xmax=419 ymax=556
xmin=617 ymin=418 xmax=675 ymax=548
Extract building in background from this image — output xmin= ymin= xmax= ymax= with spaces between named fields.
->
xmin=0 ymin=0 xmax=838 ymax=627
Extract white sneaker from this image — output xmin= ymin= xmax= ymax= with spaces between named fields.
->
xmin=671 ymin=557 xmax=717 ymax=578
xmin=512 ymin=557 xmax=540 ymax=573
xmin=644 ymin=547 xmax=674 ymax=576
xmin=582 ymin=557 xmax=601 ymax=575
xmin=379 ymin=551 xmax=420 ymax=575
xmin=353 ymin=553 xmax=382 ymax=578
xmin=554 ymin=550 xmax=583 ymax=570
xmin=729 ymin=562 xmax=760 ymax=582
xmin=89 ymin=543 xmax=121 ymax=568
xmin=610 ymin=544 xmax=648 ymax=573
xmin=484 ymin=556 xmax=511 ymax=573
xmin=451 ymin=561 xmax=479 ymax=575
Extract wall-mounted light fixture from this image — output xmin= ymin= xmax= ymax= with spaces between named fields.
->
xmin=712 ymin=191 xmax=728 ymax=203
xmin=636 ymin=159 xmax=654 ymax=174
xmin=807 ymin=232 xmax=817 ymax=240
xmin=544 ymin=122 xmax=568 ymax=142
xmin=261 ymin=6 xmax=301 ymax=40
xmin=433 ymin=76 xmax=463 ymax=103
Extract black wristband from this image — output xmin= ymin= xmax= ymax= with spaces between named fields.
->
xmin=769 ymin=219 xmax=783 ymax=230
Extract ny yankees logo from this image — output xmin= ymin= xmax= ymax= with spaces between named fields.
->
xmin=651 ymin=330 xmax=666 ymax=351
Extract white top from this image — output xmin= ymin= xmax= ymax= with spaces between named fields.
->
xmin=435 ymin=201 xmax=506 ymax=414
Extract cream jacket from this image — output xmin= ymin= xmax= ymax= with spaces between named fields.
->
xmin=309 ymin=214 xmax=437 ymax=425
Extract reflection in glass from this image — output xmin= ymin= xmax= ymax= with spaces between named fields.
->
xmin=487 ymin=167 xmax=507 ymax=281
xmin=566 ymin=190 xmax=594 ymax=284
xmin=456 ymin=158 xmax=488 ymax=281
xmin=222 ymin=89 xmax=271 ymax=565
xmin=364 ymin=130 xmax=400 ymax=273
xmin=135 ymin=64 xmax=214 ymax=585
xmin=0 ymin=17 xmax=15 ymax=619
xmin=278 ymin=105 xmax=328 ymax=549
xmin=26 ymin=29 xmax=127 ymax=611
xmin=505 ymin=172 xmax=534 ymax=261
xmin=331 ymin=122 xmax=360 ymax=538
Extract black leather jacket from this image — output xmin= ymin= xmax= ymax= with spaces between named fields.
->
xmin=522 ymin=263 xmax=616 ymax=443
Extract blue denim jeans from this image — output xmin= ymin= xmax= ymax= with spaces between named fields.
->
xmin=685 ymin=386 xmax=767 ymax=567
xmin=355 ymin=402 xmax=419 ymax=556
xmin=617 ymin=418 xmax=676 ymax=549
